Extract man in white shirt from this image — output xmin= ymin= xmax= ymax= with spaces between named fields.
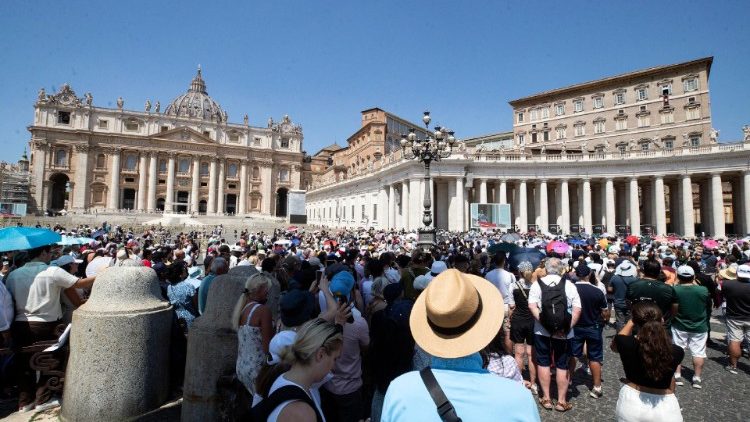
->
xmin=5 ymin=244 xmax=96 ymax=411
xmin=528 ymin=257 xmax=581 ymax=412
xmin=485 ymin=252 xmax=513 ymax=352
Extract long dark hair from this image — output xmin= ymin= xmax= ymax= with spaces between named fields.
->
xmin=632 ymin=301 xmax=673 ymax=381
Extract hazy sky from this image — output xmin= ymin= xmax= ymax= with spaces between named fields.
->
xmin=1 ymin=0 xmax=748 ymax=160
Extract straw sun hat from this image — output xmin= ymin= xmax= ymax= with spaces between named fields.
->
xmin=410 ymin=269 xmax=504 ymax=359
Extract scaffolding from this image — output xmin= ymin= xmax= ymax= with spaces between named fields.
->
xmin=0 ymin=158 xmax=31 ymax=216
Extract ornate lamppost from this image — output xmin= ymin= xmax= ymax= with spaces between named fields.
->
xmin=400 ymin=111 xmax=460 ymax=250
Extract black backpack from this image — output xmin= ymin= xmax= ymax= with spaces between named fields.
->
xmin=250 ymin=385 xmax=323 ymax=422
xmin=539 ymin=279 xmax=571 ymax=334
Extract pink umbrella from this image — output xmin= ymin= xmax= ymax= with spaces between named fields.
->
xmin=546 ymin=240 xmax=569 ymax=255
xmin=702 ymin=239 xmax=719 ymax=250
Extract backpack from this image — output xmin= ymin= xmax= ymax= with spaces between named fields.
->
xmin=250 ymin=384 xmax=323 ymax=422
xmin=538 ymin=279 xmax=571 ymax=334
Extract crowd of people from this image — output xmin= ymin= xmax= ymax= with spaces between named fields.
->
xmin=1 ymin=221 xmax=750 ymax=421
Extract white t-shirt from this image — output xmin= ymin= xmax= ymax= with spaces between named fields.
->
xmin=6 ymin=262 xmax=78 ymax=322
xmin=265 ymin=373 xmax=326 ymax=422
xmin=484 ymin=268 xmax=513 ymax=309
xmin=527 ymin=274 xmax=581 ymax=339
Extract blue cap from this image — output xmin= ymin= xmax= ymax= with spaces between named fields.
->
xmin=330 ymin=270 xmax=355 ymax=297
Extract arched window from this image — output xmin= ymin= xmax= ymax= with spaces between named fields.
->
xmin=279 ymin=167 xmax=289 ymax=182
xmin=252 ymin=166 xmax=260 ymax=180
xmin=55 ymin=149 xmax=67 ymax=167
xmin=96 ymin=154 xmax=106 ymax=169
xmin=227 ymin=163 xmax=238 ymax=178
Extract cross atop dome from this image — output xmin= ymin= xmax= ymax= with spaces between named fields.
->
xmin=189 ymin=65 xmax=207 ymax=94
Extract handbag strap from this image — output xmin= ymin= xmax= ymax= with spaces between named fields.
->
xmin=419 ymin=367 xmax=462 ymax=422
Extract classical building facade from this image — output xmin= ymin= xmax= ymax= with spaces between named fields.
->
xmin=306 ymin=57 xmax=750 ymax=237
xmin=27 ymin=68 xmax=305 ymax=217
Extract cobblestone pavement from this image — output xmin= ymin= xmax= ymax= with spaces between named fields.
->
xmin=538 ymin=315 xmax=749 ymax=422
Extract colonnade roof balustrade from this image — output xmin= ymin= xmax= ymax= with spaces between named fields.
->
xmin=308 ymin=141 xmax=750 ymax=192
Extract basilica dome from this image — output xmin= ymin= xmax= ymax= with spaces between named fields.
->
xmin=165 ymin=67 xmax=226 ymax=122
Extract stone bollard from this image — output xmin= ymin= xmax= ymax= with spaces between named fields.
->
xmin=227 ymin=265 xmax=258 ymax=278
xmin=182 ymin=274 xmax=245 ymax=422
xmin=62 ymin=267 xmax=172 ymax=422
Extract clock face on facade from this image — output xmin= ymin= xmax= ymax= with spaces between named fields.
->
xmin=281 ymin=123 xmax=291 ymax=133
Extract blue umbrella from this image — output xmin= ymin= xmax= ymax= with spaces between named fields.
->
xmin=0 ymin=227 xmax=62 ymax=252
xmin=508 ymin=248 xmax=546 ymax=272
xmin=568 ymin=238 xmax=587 ymax=246
xmin=57 ymin=235 xmax=80 ymax=246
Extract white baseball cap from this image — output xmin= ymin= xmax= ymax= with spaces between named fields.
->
xmin=51 ymin=255 xmax=83 ymax=267
xmin=737 ymin=264 xmax=750 ymax=279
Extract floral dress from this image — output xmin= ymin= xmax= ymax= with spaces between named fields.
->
xmin=236 ymin=302 xmax=265 ymax=394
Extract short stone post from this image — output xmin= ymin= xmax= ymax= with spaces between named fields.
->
xmin=62 ymin=267 xmax=172 ymax=421
xmin=181 ymin=274 xmax=245 ymax=421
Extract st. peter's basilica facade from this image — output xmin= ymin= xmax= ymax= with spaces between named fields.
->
xmin=27 ymin=68 xmax=307 ymax=218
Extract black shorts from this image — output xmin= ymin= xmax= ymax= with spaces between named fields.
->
xmin=510 ymin=318 xmax=535 ymax=345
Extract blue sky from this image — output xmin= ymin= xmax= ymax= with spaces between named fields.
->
xmin=1 ymin=0 xmax=748 ymax=160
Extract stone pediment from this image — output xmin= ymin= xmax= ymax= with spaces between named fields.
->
xmin=149 ymin=126 xmax=214 ymax=144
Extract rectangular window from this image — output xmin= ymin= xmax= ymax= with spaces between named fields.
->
xmin=616 ymin=119 xmax=627 ymax=131
xmin=161 ymin=125 xmax=169 ymax=132
xmin=124 ymin=121 xmax=139 ymax=131
xmin=664 ymin=139 xmax=674 ymax=150
xmin=574 ymin=100 xmax=583 ymax=112
xmin=517 ymin=112 xmax=524 ymax=123
xmin=690 ymin=136 xmax=701 ymax=147
xmin=594 ymin=121 xmax=605 ymax=134
xmin=531 ymin=132 xmax=537 ymax=143
xmin=530 ymin=109 xmax=538 ymax=121
xmin=661 ymin=111 xmax=674 ymax=124
xmin=641 ymin=143 xmax=649 ymax=152
xmin=254 ymin=137 xmax=262 ymax=145
xmin=555 ymin=104 xmax=564 ymax=116
xmin=57 ymin=111 xmax=71 ymax=125
xmin=229 ymin=133 xmax=239 ymax=143
xmin=661 ymin=84 xmax=672 ymax=96
xmin=361 ymin=204 xmax=366 ymax=219
xmin=280 ymin=138 xmax=290 ymax=148
xmin=615 ymin=92 xmax=625 ymax=105
xmin=556 ymin=127 xmax=566 ymax=139
xmin=203 ymin=131 xmax=211 ymax=138
xmin=543 ymin=131 xmax=549 ymax=141
xmin=541 ymin=107 xmax=550 ymax=119
xmin=637 ymin=115 xmax=650 ymax=127
xmin=593 ymin=97 xmax=603 ymax=109
xmin=97 ymin=119 xmax=108 ymax=129
xmin=686 ymin=107 xmax=701 ymax=120
xmin=637 ymin=88 xmax=648 ymax=101
xmin=518 ymin=134 xmax=525 ymax=144
xmin=575 ymin=125 xmax=585 ymax=137
xmin=351 ymin=205 xmax=355 ymax=219
xmin=684 ymin=78 xmax=698 ymax=92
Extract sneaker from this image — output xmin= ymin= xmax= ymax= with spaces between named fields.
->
xmin=34 ymin=398 xmax=60 ymax=412
xmin=674 ymin=375 xmax=684 ymax=386
xmin=725 ymin=366 xmax=738 ymax=375
xmin=692 ymin=377 xmax=702 ymax=389
xmin=18 ymin=403 xmax=35 ymax=413
xmin=529 ymin=384 xmax=539 ymax=396
xmin=589 ymin=386 xmax=603 ymax=399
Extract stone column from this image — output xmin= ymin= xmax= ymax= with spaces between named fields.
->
xmin=191 ymin=156 xmax=200 ymax=213
xmin=401 ymin=180 xmax=410 ymax=230
xmin=436 ymin=181 xmax=449 ymax=230
xmin=518 ymin=179 xmax=528 ymax=232
xmin=629 ymin=177 xmax=641 ymax=236
xmin=742 ymin=171 xmax=750 ymax=235
xmin=456 ymin=177 xmax=465 ymax=231
xmin=108 ymin=149 xmax=121 ymax=211
xmin=605 ymin=178 xmax=616 ymax=234
xmin=261 ymin=164 xmax=273 ymax=215
xmin=62 ymin=267 xmax=171 ymax=421
xmin=147 ymin=153 xmax=157 ymax=212
xmin=499 ymin=179 xmax=508 ymax=204
xmin=165 ymin=153 xmax=175 ymax=213
xmin=216 ymin=159 xmax=225 ymax=215
xmin=560 ymin=179 xmax=570 ymax=234
xmin=388 ymin=184 xmax=397 ymax=229
xmin=207 ymin=159 xmax=218 ymax=214
xmin=137 ymin=153 xmax=148 ymax=212
xmin=239 ymin=161 xmax=248 ymax=215
xmin=31 ymin=141 xmax=47 ymax=212
xmin=582 ymin=178 xmax=593 ymax=234
xmin=711 ymin=173 xmax=726 ymax=237
xmin=653 ymin=175 xmax=667 ymax=235
xmin=479 ymin=179 xmax=488 ymax=203
xmin=538 ymin=179 xmax=548 ymax=232
xmin=410 ymin=178 xmax=422 ymax=230
xmin=73 ymin=145 xmax=90 ymax=210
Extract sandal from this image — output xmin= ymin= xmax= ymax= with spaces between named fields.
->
xmin=539 ymin=397 xmax=553 ymax=410
xmin=554 ymin=402 xmax=573 ymax=412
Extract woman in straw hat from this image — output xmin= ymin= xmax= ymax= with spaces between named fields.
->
xmin=381 ymin=269 xmax=539 ymax=422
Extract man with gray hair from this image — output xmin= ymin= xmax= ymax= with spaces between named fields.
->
xmin=528 ymin=257 xmax=581 ymax=412
xmin=198 ymin=257 xmax=229 ymax=315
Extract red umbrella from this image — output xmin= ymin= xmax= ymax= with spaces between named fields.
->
xmin=625 ymin=235 xmax=639 ymax=246
xmin=287 ymin=225 xmax=298 ymax=232
xmin=323 ymin=239 xmax=338 ymax=248
xmin=702 ymin=239 xmax=719 ymax=250
xmin=546 ymin=240 xmax=569 ymax=255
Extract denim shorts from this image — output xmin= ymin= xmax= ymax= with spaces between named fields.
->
xmin=534 ymin=334 xmax=570 ymax=369
xmin=571 ymin=325 xmax=604 ymax=363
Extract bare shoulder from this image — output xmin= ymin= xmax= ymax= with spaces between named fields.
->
xmin=277 ymin=400 xmax=316 ymax=422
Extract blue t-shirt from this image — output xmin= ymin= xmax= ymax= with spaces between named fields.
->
xmin=609 ymin=274 xmax=637 ymax=309
xmin=381 ymin=354 xmax=540 ymax=422
xmin=197 ymin=274 xmax=216 ymax=315
xmin=574 ymin=282 xmax=608 ymax=327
